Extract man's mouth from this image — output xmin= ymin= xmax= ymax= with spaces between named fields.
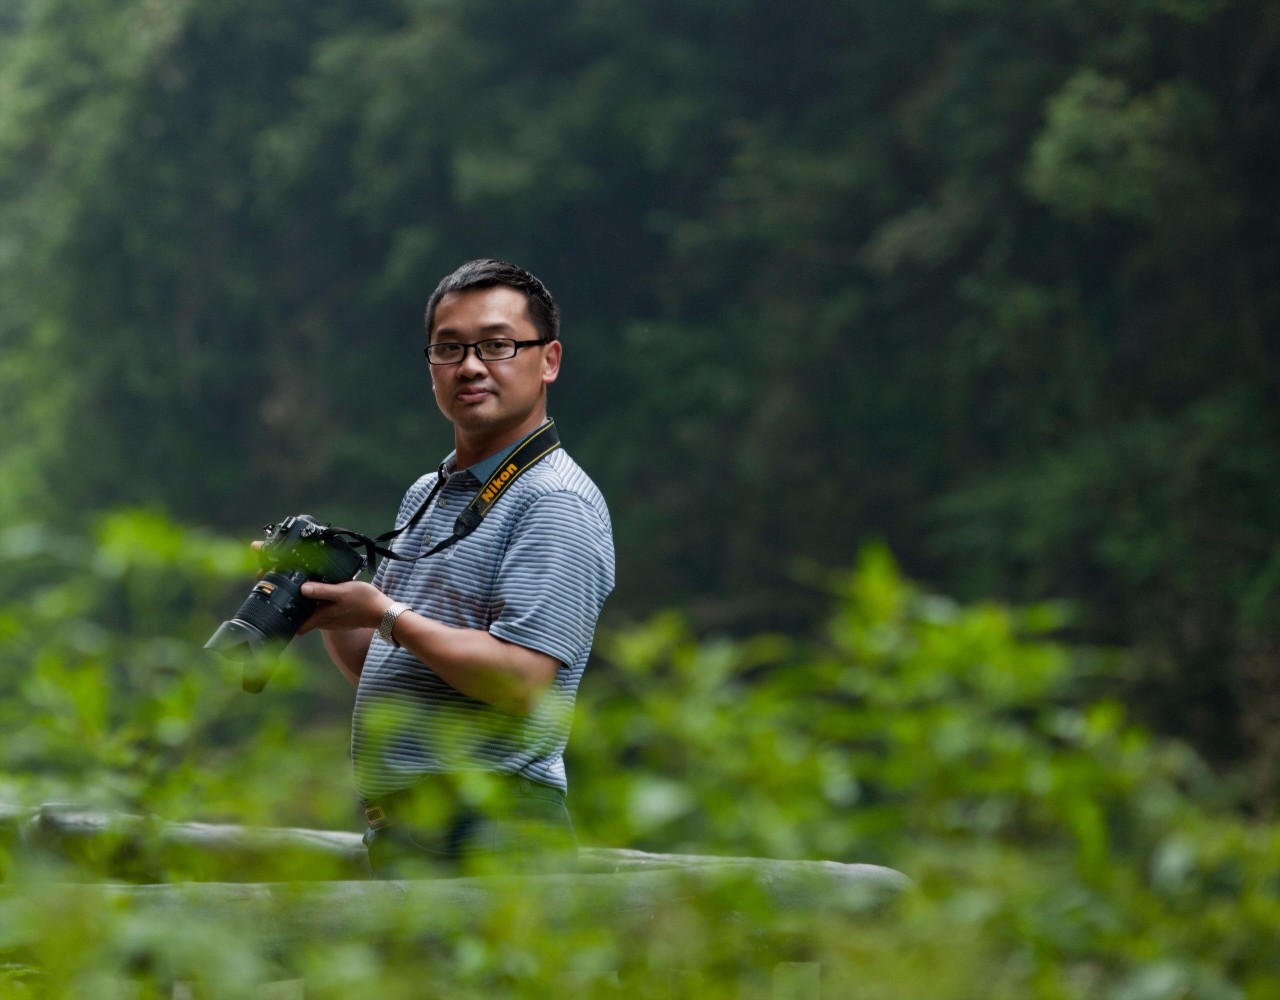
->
xmin=456 ymin=386 xmax=493 ymax=403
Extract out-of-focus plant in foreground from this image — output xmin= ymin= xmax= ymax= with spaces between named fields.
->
xmin=0 ymin=513 xmax=1276 ymax=997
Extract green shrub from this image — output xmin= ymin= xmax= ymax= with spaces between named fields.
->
xmin=0 ymin=514 xmax=1275 ymax=997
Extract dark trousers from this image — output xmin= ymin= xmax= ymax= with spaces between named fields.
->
xmin=362 ymin=772 xmax=577 ymax=879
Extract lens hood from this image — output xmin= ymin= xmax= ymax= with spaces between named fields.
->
xmin=204 ymin=619 xmax=281 ymax=693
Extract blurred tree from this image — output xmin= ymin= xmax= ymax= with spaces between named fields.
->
xmin=910 ymin=0 xmax=1280 ymax=797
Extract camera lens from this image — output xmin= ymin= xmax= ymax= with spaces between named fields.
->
xmin=204 ymin=569 xmax=316 ymax=691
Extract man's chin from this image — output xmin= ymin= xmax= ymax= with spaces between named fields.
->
xmin=450 ymin=409 xmax=517 ymax=437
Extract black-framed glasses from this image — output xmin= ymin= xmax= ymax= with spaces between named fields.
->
xmin=424 ymin=337 xmax=552 ymax=366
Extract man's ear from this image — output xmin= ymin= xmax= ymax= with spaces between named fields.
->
xmin=542 ymin=340 xmax=562 ymax=384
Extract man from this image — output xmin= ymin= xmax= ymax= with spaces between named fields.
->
xmin=295 ymin=259 xmax=615 ymax=877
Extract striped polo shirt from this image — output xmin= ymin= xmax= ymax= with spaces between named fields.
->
xmin=351 ymin=427 xmax=615 ymax=799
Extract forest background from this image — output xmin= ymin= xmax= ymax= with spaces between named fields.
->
xmin=1 ymin=0 xmax=1279 ymax=996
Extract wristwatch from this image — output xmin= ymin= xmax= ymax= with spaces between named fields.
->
xmin=377 ymin=601 xmax=409 ymax=646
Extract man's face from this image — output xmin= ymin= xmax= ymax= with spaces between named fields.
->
xmin=428 ymin=285 xmax=561 ymax=442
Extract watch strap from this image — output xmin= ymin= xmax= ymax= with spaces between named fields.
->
xmin=377 ymin=602 xmax=409 ymax=646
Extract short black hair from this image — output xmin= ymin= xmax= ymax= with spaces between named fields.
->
xmin=424 ymin=259 xmax=560 ymax=342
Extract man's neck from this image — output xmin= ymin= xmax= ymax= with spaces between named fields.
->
xmin=453 ymin=413 xmax=548 ymax=471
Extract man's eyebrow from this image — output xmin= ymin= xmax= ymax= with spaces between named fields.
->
xmin=432 ymin=321 xmax=518 ymax=339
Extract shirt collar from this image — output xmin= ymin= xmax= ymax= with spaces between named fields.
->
xmin=439 ymin=439 xmax=522 ymax=485
xmin=438 ymin=420 xmax=555 ymax=484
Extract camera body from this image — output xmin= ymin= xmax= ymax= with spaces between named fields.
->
xmin=260 ymin=514 xmax=367 ymax=583
xmin=205 ymin=515 xmax=367 ymax=692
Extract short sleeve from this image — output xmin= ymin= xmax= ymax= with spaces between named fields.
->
xmin=488 ymin=490 xmax=616 ymax=667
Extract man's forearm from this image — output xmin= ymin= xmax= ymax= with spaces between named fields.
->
xmin=322 ymin=628 xmax=374 ymax=687
xmin=390 ymin=610 xmax=558 ymax=716
xmin=297 ymin=579 xmax=559 ymax=711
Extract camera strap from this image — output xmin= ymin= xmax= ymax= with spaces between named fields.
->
xmin=355 ymin=419 xmax=562 ymax=572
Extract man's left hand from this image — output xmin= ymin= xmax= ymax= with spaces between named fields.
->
xmin=297 ymin=580 xmax=390 ymax=635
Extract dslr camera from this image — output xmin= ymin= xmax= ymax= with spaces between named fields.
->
xmin=205 ymin=514 xmax=367 ymax=692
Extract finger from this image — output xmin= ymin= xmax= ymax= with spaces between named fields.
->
xmin=251 ymin=539 xmax=268 ymax=578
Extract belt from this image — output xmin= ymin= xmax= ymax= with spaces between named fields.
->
xmin=362 ymin=773 xmax=564 ymax=832
xmin=363 ymin=800 xmax=393 ymax=831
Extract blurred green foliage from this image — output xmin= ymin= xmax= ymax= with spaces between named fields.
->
xmin=0 ymin=512 xmax=1276 ymax=997
xmin=0 ymin=511 xmax=356 ymax=832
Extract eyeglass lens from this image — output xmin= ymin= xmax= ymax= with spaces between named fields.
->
xmin=428 ymin=339 xmax=517 ymax=363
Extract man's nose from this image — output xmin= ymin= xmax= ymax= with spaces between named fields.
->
xmin=456 ymin=346 xmax=489 ymax=375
